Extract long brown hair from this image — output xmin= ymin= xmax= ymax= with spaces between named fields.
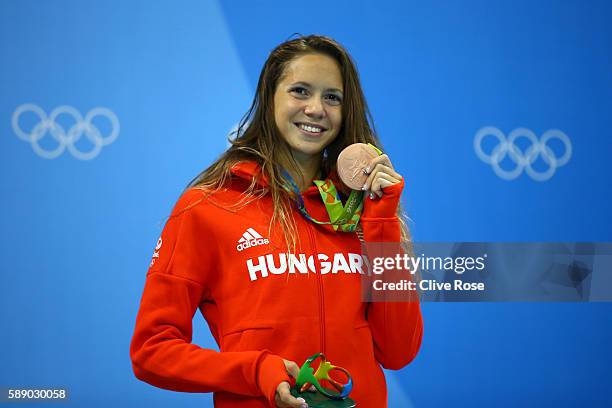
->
xmin=188 ymin=34 xmax=411 ymax=252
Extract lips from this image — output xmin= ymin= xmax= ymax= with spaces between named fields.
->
xmin=294 ymin=122 xmax=328 ymax=136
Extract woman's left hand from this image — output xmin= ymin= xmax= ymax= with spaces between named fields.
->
xmin=362 ymin=153 xmax=403 ymax=199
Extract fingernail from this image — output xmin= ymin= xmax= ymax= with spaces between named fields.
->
xmin=301 ymin=405 xmax=308 ymax=408
xmin=296 ymin=398 xmax=305 ymax=403
xmin=362 ymin=184 xmax=367 ymax=190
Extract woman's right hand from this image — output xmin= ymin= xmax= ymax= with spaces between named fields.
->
xmin=274 ymin=359 xmax=308 ymax=408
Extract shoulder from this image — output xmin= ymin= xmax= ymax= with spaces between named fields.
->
xmin=170 ymin=183 xmax=267 ymax=219
xmin=169 ymin=188 xmax=210 ymax=218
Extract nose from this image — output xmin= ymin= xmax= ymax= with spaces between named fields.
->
xmin=304 ymin=97 xmax=326 ymax=118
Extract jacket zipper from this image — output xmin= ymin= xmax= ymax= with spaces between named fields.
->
xmin=305 ymin=220 xmax=325 ymax=356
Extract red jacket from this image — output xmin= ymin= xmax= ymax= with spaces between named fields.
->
xmin=130 ymin=161 xmax=423 ymax=407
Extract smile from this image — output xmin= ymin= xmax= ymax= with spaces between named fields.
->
xmin=294 ymin=122 xmax=327 ymax=135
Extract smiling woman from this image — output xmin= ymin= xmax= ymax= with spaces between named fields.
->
xmin=130 ymin=35 xmax=423 ymax=408
xmin=273 ymin=53 xmax=344 ymax=178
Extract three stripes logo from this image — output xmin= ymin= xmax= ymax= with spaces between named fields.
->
xmin=237 ymin=228 xmax=270 ymax=252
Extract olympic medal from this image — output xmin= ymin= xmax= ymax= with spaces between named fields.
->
xmin=337 ymin=143 xmax=380 ymax=190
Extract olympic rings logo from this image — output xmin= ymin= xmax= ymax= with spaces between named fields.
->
xmin=474 ymin=126 xmax=572 ymax=181
xmin=12 ymin=104 xmax=120 ymax=160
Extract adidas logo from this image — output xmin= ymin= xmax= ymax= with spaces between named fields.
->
xmin=237 ymin=228 xmax=270 ymax=252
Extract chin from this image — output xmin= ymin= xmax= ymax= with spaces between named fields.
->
xmin=296 ymin=138 xmax=336 ymax=154
xmin=294 ymin=147 xmax=325 ymax=157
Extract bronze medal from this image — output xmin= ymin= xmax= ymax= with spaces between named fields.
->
xmin=336 ymin=143 xmax=380 ymax=190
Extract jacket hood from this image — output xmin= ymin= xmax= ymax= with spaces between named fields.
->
xmin=230 ymin=161 xmax=269 ymax=187
xmin=229 ymin=160 xmax=348 ymax=197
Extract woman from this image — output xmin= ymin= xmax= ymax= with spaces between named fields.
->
xmin=130 ymin=35 xmax=423 ymax=408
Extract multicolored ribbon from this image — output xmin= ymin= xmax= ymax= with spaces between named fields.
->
xmin=282 ymin=143 xmax=382 ymax=232
xmin=282 ymin=171 xmax=363 ymax=232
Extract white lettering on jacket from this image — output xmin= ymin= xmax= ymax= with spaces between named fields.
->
xmin=247 ymin=253 xmax=366 ymax=281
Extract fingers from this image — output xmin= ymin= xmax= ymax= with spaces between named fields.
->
xmin=365 ymin=153 xmax=393 ymax=170
xmin=282 ymin=359 xmax=300 ymax=379
xmin=365 ymin=153 xmax=399 ymax=174
xmin=276 ymin=360 xmax=308 ymax=407
xmin=370 ymin=173 xmax=399 ymax=198
xmin=275 ymin=381 xmax=308 ymax=408
xmin=362 ymin=154 xmax=403 ymax=199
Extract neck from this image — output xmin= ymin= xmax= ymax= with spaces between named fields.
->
xmin=285 ymin=152 xmax=322 ymax=192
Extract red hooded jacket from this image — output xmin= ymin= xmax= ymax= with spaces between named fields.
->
xmin=130 ymin=161 xmax=423 ymax=407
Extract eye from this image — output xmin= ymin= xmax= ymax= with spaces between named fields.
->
xmin=325 ymin=94 xmax=343 ymax=105
xmin=290 ymin=86 xmax=308 ymax=97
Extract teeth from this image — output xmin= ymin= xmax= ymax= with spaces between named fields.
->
xmin=299 ymin=123 xmax=323 ymax=133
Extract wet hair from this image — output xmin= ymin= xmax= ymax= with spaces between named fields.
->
xmin=188 ymin=34 xmax=411 ymax=253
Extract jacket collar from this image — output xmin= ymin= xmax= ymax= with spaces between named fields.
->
xmin=229 ymin=160 xmax=348 ymax=197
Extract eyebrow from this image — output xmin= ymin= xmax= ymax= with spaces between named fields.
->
xmin=290 ymin=81 xmax=343 ymax=94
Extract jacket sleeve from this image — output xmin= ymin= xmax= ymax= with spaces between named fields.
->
xmin=130 ymin=190 xmax=289 ymax=405
xmin=360 ymin=179 xmax=424 ymax=370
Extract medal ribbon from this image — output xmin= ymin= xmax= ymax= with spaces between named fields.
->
xmin=282 ymin=144 xmax=382 ymax=232
xmin=312 ymin=179 xmax=363 ymax=232
xmin=282 ymin=172 xmax=364 ymax=232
